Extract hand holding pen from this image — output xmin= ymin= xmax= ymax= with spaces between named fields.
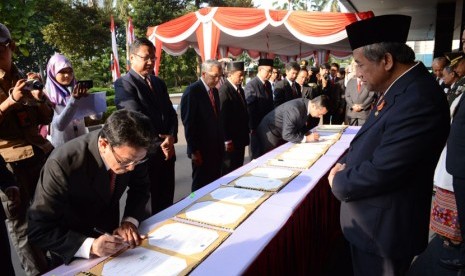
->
xmin=91 ymin=227 xmax=128 ymax=257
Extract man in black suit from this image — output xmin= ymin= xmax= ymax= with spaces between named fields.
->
xmin=256 ymin=96 xmax=329 ymax=154
xmin=273 ymin=61 xmax=301 ymax=107
xmin=28 ymin=110 xmax=153 ymax=266
xmin=115 ymin=38 xmax=178 ymax=215
xmin=244 ymin=58 xmax=274 ymax=159
xmin=181 ymin=59 xmax=224 ymax=191
xmin=329 ymin=15 xmax=450 ymax=275
xmin=219 ymin=61 xmax=249 ymax=175
xmin=442 ymin=50 xmax=465 ymax=269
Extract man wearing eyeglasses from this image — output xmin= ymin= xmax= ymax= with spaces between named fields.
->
xmin=0 ymin=23 xmax=53 ymax=275
xmin=115 ymin=38 xmax=178 ymax=216
xmin=181 ymin=59 xmax=224 ymax=191
xmin=28 ymin=110 xmax=153 ymax=267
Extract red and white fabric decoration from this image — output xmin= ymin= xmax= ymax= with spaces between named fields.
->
xmin=147 ymin=7 xmax=374 ymax=75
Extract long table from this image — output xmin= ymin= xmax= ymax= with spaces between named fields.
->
xmin=44 ymin=126 xmax=360 ymax=276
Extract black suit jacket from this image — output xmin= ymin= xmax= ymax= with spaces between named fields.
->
xmin=114 ymin=70 xmax=178 ymax=148
xmin=257 ymin=98 xmax=309 ymax=152
xmin=218 ymin=80 xmax=249 ymax=148
xmin=332 ymin=62 xmax=450 ymax=258
xmin=244 ymin=76 xmax=274 ymax=130
xmin=273 ymin=79 xmax=302 ymax=107
xmin=447 ymin=83 xmax=465 ymax=178
xmin=180 ymin=79 xmax=224 ymax=158
xmin=27 ymin=131 xmax=150 ymax=264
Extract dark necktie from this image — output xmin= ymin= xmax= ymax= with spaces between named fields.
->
xmin=263 ymin=82 xmax=270 ymax=98
xmin=208 ymin=88 xmax=217 ymax=116
xmin=109 ymin=170 xmax=116 ymax=195
xmin=237 ymin=86 xmax=245 ymax=106
xmin=145 ymin=77 xmax=153 ymax=92
xmin=291 ymin=82 xmax=297 ymax=97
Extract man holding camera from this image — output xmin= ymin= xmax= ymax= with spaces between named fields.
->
xmin=0 ymin=23 xmax=53 ymax=275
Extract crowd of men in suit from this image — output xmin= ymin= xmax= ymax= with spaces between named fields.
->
xmin=3 ymin=11 xmax=465 ymax=275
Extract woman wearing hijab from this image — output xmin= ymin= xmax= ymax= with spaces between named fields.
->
xmin=45 ymin=53 xmax=89 ymax=147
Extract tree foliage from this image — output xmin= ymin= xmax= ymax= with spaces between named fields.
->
xmin=271 ymin=0 xmax=340 ymax=11
xmin=0 ymin=0 xmax=257 ymax=87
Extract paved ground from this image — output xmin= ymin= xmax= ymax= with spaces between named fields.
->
xmin=10 ymin=94 xmax=250 ymax=275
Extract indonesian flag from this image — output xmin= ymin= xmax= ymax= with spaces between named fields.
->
xmin=126 ymin=17 xmax=135 ymax=71
xmin=110 ymin=15 xmax=121 ymax=82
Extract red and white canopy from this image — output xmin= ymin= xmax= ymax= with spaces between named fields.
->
xmin=146 ymin=7 xmax=374 ymax=74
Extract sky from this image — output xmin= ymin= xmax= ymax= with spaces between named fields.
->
xmin=252 ymin=0 xmax=288 ymax=9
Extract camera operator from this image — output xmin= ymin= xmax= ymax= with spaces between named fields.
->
xmin=0 ymin=23 xmax=53 ymax=275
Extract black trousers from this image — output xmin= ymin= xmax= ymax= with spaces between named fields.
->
xmin=0 ymin=207 xmax=15 ymax=276
xmin=350 ymin=244 xmax=413 ymax=276
xmin=222 ymin=146 xmax=245 ymax=175
xmin=191 ymin=151 xmax=222 ymax=192
xmin=147 ymin=150 xmax=175 ymax=215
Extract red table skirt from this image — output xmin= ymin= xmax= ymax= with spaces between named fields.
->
xmin=244 ymin=172 xmax=342 ymax=275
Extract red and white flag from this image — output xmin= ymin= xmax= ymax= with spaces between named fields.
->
xmin=126 ymin=17 xmax=135 ymax=71
xmin=110 ymin=15 xmax=121 ymax=82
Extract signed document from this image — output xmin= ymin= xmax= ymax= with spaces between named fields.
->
xmin=210 ymin=187 xmax=265 ymax=205
xmin=101 ymin=247 xmax=187 ymax=276
xmin=184 ymin=201 xmax=246 ymax=226
xmin=248 ymin=167 xmax=295 ymax=179
xmin=149 ymin=222 xmax=219 ymax=255
xmin=234 ymin=176 xmax=284 ymax=190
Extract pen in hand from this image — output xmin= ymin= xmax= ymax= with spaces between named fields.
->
xmin=93 ymin=227 xmax=130 ymax=247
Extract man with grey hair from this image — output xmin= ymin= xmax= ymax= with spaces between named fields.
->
xmin=329 ymin=15 xmax=449 ymax=275
xmin=432 ymin=56 xmax=449 ymax=90
xmin=181 ymin=59 xmax=224 ymax=191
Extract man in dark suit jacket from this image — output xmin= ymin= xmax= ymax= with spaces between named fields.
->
xmin=329 ymin=15 xmax=450 ymax=275
xmin=273 ymin=61 xmax=301 ymax=107
xmin=115 ymin=38 xmax=178 ymax=215
xmin=219 ymin=61 xmax=249 ymax=175
xmin=181 ymin=59 xmax=224 ymax=191
xmin=444 ymin=52 xmax=465 ymax=269
xmin=344 ymin=76 xmax=375 ymax=126
xmin=28 ymin=110 xmax=153 ymax=266
xmin=256 ymin=96 xmax=329 ymax=154
xmin=244 ymin=58 xmax=274 ymax=159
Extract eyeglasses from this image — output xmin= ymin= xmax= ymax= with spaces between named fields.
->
xmin=134 ymin=53 xmax=156 ymax=63
xmin=109 ymin=144 xmax=148 ymax=167
xmin=272 ymin=71 xmax=278 ymax=74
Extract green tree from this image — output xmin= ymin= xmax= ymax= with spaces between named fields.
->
xmin=0 ymin=0 xmax=56 ymax=74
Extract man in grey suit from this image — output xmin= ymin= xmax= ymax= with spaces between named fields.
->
xmin=28 ymin=110 xmax=153 ymax=266
xmin=256 ymin=96 xmax=329 ymax=155
xmin=181 ymin=59 xmax=224 ymax=191
xmin=115 ymin=37 xmax=178 ymax=215
xmin=329 ymin=15 xmax=449 ymax=275
xmin=345 ymin=72 xmax=375 ymax=126
xmin=244 ymin=58 xmax=274 ymax=159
